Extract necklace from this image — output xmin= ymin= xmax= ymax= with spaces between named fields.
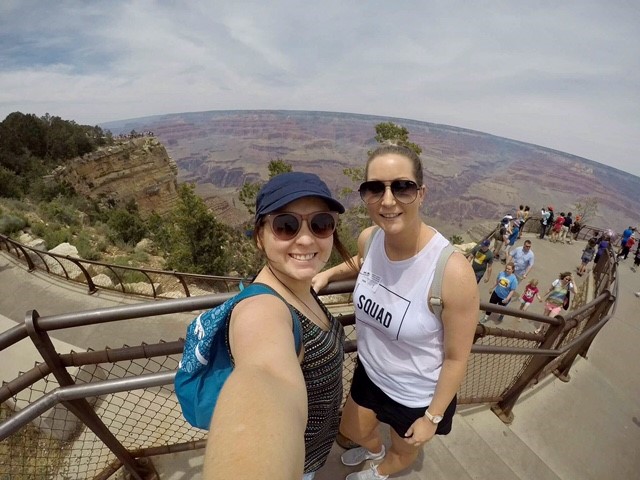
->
xmin=267 ymin=266 xmax=331 ymax=330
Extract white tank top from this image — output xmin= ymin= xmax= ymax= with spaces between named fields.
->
xmin=354 ymin=228 xmax=449 ymax=407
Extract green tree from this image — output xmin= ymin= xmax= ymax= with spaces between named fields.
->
xmin=0 ymin=166 xmax=24 ymax=198
xmin=166 ymin=183 xmax=229 ymax=275
xmin=238 ymin=182 xmax=261 ymax=215
xmin=0 ymin=112 xmax=47 ymax=158
xmin=239 ymin=159 xmax=293 ymax=214
xmin=373 ymin=122 xmax=422 ymax=155
xmin=449 ymin=234 xmax=464 ymax=245
xmin=339 ymin=166 xmax=370 ymax=240
xmin=106 ymin=208 xmax=148 ymax=245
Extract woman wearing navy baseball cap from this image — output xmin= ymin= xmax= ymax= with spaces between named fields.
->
xmin=204 ymin=172 xmax=356 ymax=479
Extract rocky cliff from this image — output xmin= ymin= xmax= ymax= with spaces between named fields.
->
xmin=52 ymin=137 xmax=179 ymax=217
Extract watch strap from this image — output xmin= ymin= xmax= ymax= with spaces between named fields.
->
xmin=424 ymin=410 xmax=443 ymax=424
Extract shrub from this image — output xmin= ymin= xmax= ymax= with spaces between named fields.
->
xmin=42 ymin=226 xmax=72 ymax=250
xmin=449 ymin=234 xmax=464 ymax=245
xmin=30 ymin=221 xmax=47 ymax=238
xmin=105 ymin=208 xmax=147 ymax=245
xmin=0 ymin=166 xmax=24 ymax=198
xmin=105 ymin=257 xmax=149 ymax=285
xmin=75 ymin=232 xmax=100 ymax=260
xmin=39 ymin=197 xmax=80 ymax=226
xmin=0 ymin=214 xmax=27 ymax=235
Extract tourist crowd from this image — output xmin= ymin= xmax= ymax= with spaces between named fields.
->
xmin=468 ymin=205 xmax=637 ymax=334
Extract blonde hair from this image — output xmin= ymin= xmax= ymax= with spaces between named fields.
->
xmin=528 ymin=278 xmax=539 ymax=286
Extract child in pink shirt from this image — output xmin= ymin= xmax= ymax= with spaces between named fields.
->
xmin=518 ymin=279 xmax=542 ymax=317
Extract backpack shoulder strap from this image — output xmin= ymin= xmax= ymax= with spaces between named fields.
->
xmin=428 ymin=244 xmax=457 ymax=321
xmin=363 ymin=226 xmax=381 ymax=261
xmin=236 ymin=283 xmax=302 ymax=354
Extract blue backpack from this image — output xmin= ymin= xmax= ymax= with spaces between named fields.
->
xmin=175 ymin=282 xmax=302 ymax=429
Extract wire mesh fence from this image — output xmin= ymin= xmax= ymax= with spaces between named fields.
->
xmin=0 ymin=242 xmax=618 ymax=479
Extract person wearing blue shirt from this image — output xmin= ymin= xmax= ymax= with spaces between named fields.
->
xmin=481 ymin=262 xmax=518 ymax=324
xmin=507 ymin=240 xmax=535 ymax=281
xmin=504 ymin=220 xmax=521 ymax=258
xmin=619 ymin=226 xmax=635 ymax=255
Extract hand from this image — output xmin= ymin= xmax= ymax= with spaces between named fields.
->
xmin=311 ymin=272 xmax=328 ymax=293
xmin=403 ymin=416 xmax=437 ymax=446
xmin=484 ymin=277 xmax=489 ymax=283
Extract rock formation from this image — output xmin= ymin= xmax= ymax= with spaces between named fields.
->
xmin=52 ymin=137 xmax=179 ymax=218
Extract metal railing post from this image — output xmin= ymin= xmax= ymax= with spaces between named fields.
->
xmin=555 ymin=293 xmax=615 ymax=381
xmin=65 ymin=255 xmax=98 ymax=294
xmin=490 ymin=319 xmax=567 ymax=424
xmin=23 ymin=309 xmax=152 ymax=480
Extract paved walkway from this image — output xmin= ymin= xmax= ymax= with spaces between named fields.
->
xmin=1 ymin=233 xmax=639 ymax=479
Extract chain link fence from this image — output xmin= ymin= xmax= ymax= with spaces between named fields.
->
xmin=0 ymin=249 xmax=617 ymax=479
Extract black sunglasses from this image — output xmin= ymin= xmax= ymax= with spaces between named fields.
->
xmin=264 ymin=211 xmax=339 ymax=240
xmin=358 ymin=180 xmax=419 ymax=205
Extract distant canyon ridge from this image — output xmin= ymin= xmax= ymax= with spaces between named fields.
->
xmin=101 ymin=110 xmax=640 ymax=238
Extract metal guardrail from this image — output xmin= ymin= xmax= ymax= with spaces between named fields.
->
xmin=0 ymin=234 xmax=618 ymax=479
xmin=0 ymin=233 xmax=246 ymax=299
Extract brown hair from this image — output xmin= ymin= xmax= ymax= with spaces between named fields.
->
xmin=365 ymin=143 xmax=424 ymax=186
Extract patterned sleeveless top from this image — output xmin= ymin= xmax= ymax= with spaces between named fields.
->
xmin=296 ymin=292 xmax=344 ymax=474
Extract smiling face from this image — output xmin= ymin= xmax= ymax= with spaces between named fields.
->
xmin=257 ymin=197 xmax=334 ymax=282
xmin=365 ymin=153 xmax=426 ymax=235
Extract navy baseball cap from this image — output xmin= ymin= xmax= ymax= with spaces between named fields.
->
xmin=255 ymin=172 xmax=345 ymax=221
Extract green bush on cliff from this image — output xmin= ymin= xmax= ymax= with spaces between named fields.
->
xmin=105 ymin=208 xmax=147 ymax=246
xmin=75 ymin=231 xmax=100 ymax=260
xmin=41 ymin=225 xmax=73 ymax=250
xmin=0 ymin=214 xmax=27 ymax=235
xmin=39 ymin=197 xmax=82 ymax=227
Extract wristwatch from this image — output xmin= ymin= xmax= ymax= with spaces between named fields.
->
xmin=424 ymin=410 xmax=443 ymax=424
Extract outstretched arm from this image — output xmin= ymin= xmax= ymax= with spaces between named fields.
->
xmin=203 ymin=295 xmax=307 ymax=479
xmin=312 ymin=226 xmax=376 ymax=292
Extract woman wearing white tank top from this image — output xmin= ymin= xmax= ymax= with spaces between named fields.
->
xmin=313 ymin=144 xmax=478 ymax=480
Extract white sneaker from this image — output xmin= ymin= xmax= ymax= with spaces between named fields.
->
xmin=346 ymin=462 xmax=389 ymax=480
xmin=341 ymin=445 xmax=386 ymax=466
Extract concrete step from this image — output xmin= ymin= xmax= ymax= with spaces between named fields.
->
xmin=316 ymin=410 xmax=541 ymax=480
xmin=456 ymin=406 xmax=561 ymax=480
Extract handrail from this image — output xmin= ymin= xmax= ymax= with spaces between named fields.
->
xmin=0 ymin=371 xmax=175 ymax=441
xmin=0 ymin=294 xmax=613 ymax=441
xmin=0 ymin=232 xmax=247 ymax=298
xmin=0 ymin=231 xmax=619 ymax=479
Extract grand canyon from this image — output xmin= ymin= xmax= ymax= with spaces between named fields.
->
xmin=101 ymin=110 xmax=640 ymax=238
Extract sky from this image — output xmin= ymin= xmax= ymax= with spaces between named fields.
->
xmin=1 ymin=1 xmax=639 ymax=175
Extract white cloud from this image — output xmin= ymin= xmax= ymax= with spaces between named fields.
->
xmin=0 ymin=0 xmax=638 ymax=174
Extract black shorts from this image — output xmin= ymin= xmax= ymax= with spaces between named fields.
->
xmin=349 ymin=359 xmax=456 ymax=437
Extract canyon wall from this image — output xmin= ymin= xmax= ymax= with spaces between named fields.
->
xmin=53 ymin=137 xmax=179 ymax=217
